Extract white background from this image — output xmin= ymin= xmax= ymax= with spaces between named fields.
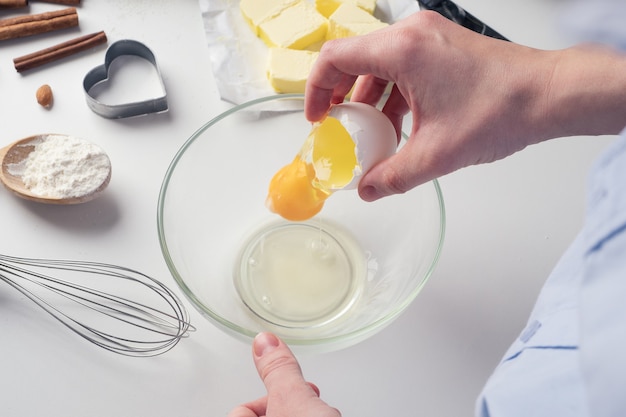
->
xmin=0 ymin=1 xmax=615 ymax=416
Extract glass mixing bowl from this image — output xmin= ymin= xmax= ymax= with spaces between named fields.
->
xmin=157 ymin=94 xmax=445 ymax=353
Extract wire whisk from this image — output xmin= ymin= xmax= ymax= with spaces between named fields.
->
xmin=0 ymin=253 xmax=193 ymax=357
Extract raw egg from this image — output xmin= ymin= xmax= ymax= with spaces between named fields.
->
xmin=266 ymin=102 xmax=397 ymax=221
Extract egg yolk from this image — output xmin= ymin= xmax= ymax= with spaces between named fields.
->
xmin=266 ymin=116 xmax=357 ymax=221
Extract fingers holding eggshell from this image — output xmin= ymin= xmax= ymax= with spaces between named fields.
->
xmin=305 ymin=38 xmax=364 ymax=121
xmin=267 ymin=102 xmax=397 ymax=221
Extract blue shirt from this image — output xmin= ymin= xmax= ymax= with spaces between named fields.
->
xmin=476 ymin=2 xmax=626 ymax=413
xmin=476 ymin=129 xmax=626 ymax=417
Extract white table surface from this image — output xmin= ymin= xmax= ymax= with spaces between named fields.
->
xmin=0 ymin=1 xmax=616 ymax=416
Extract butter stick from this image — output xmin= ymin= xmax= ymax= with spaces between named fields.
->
xmin=327 ymin=3 xmax=387 ymax=39
xmin=267 ymin=47 xmax=319 ymax=93
xmin=259 ymin=2 xmax=327 ymax=49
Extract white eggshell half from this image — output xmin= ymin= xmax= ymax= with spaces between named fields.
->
xmin=327 ymin=102 xmax=397 ymax=190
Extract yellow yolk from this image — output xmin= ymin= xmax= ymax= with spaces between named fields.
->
xmin=266 ymin=116 xmax=357 ymax=221
xmin=266 ymin=155 xmax=329 ymax=221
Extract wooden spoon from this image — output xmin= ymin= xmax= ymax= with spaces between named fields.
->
xmin=0 ymin=134 xmax=111 ymax=204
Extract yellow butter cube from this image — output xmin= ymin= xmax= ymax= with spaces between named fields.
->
xmin=316 ymin=0 xmax=377 ymax=17
xmin=327 ymin=3 xmax=387 ymax=39
xmin=240 ymin=0 xmax=300 ymax=35
xmin=267 ymin=47 xmax=319 ymax=93
xmin=259 ymin=2 xmax=328 ymax=50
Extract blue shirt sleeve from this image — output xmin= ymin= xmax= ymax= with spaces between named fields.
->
xmin=579 ymin=130 xmax=626 ymax=417
xmin=476 ymin=129 xmax=626 ymax=417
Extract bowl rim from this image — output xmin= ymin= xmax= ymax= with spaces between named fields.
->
xmin=157 ymin=93 xmax=446 ymax=347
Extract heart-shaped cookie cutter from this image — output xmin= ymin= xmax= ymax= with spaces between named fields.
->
xmin=83 ymin=40 xmax=168 ymax=119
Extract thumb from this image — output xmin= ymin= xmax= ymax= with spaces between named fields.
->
xmin=357 ymin=150 xmax=427 ymax=202
xmin=358 ymin=127 xmax=452 ymax=202
xmin=252 ymin=332 xmax=314 ymax=397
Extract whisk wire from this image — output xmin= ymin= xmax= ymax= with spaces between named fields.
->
xmin=21 ymin=264 xmax=187 ymax=334
xmin=0 ymin=254 xmax=194 ymax=357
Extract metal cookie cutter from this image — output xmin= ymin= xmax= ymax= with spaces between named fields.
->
xmin=83 ymin=40 xmax=168 ymax=119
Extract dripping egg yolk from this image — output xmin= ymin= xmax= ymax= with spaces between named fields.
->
xmin=266 ymin=115 xmax=357 ymax=221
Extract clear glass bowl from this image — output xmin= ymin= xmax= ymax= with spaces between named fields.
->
xmin=157 ymin=94 xmax=445 ymax=353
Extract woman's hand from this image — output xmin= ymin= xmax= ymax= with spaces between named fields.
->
xmin=305 ymin=11 xmax=626 ymax=202
xmin=228 ymin=333 xmax=341 ymax=417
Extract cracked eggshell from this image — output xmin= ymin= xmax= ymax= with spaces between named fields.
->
xmin=327 ymin=102 xmax=397 ymax=190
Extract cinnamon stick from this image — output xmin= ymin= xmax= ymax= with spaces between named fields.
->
xmin=0 ymin=0 xmax=28 ymax=8
xmin=14 ymin=30 xmax=107 ymax=72
xmin=0 ymin=0 xmax=81 ymax=8
xmin=34 ymin=0 xmax=80 ymax=4
xmin=0 ymin=8 xmax=78 ymax=41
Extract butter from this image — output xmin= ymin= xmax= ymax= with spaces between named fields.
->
xmin=259 ymin=2 xmax=328 ymax=50
xmin=315 ymin=0 xmax=377 ymax=18
xmin=267 ymin=47 xmax=319 ymax=93
xmin=242 ymin=0 xmax=387 ymax=93
xmin=240 ymin=0 xmax=299 ymax=36
xmin=327 ymin=3 xmax=387 ymax=39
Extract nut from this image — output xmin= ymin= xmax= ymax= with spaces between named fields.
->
xmin=36 ymin=84 xmax=53 ymax=108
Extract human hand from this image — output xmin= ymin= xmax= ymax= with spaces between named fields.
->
xmin=228 ymin=333 xmax=341 ymax=417
xmin=305 ymin=11 xmax=626 ymax=201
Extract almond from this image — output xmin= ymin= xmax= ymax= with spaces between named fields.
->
xmin=36 ymin=84 xmax=53 ymax=108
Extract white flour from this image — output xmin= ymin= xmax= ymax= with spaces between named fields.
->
xmin=15 ymin=135 xmax=111 ymax=199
